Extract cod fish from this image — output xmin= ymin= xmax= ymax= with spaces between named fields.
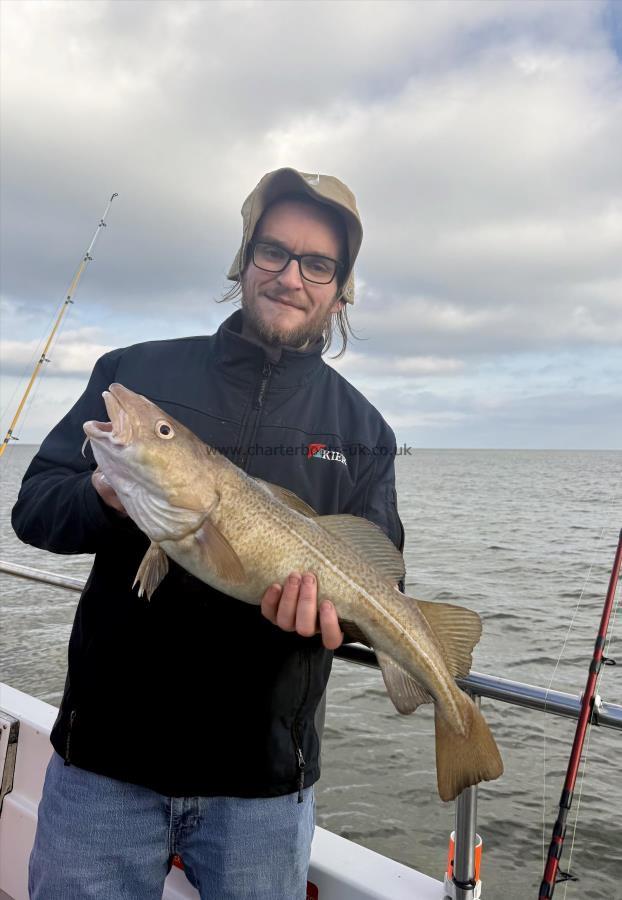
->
xmin=84 ymin=383 xmax=503 ymax=801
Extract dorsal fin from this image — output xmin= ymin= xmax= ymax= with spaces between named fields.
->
xmin=415 ymin=598 xmax=482 ymax=678
xmin=253 ymin=478 xmax=317 ymax=518
xmin=316 ymin=514 xmax=405 ymax=585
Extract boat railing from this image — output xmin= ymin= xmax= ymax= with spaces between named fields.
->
xmin=2 ymin=559 xmax=621 ymax=900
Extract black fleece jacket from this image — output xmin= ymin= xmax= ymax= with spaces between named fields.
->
xmin=12 ymin=310 xmax=404 ymax=798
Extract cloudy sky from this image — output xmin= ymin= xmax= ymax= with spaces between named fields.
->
xmin=1 ymin=0 xmax=621 ymax=448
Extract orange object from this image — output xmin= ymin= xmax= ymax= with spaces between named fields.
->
xmin=446 ymin=831 xmax=482 ymax=881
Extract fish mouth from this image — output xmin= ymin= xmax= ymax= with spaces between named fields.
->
xmin=83 ymin=384 xmax=134 ymax=447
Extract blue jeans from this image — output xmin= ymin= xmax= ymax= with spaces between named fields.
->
xmin=29 ymin=753 xmax=315 ymax=899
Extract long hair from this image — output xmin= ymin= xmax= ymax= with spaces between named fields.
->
xmin=220 ymin=193 xmax=359 ymax=358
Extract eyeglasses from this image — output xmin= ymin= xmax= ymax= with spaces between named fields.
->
xmin=250 ymin=241 xmax=343 ymax=285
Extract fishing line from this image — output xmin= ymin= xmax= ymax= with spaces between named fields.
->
xmin=406 ymin=486 xmax=621 ymax=890
xmin=0 ymin=194 xmax=117 ymax=459
xmin=0 ymin=336 xmax=58 ymax=451
xmin=540 ymin=492 xmax=621 ymax=872
xmin=540 ymin=539 xmax=599 ymax=867
xmin=561 ymin=526 xmax=621 ymax=900
xmin=0 ymin=263 xmax=84 ymax=429
xmin=0 ymin=309 xmax=57 ymax=425
xmin=4 ymin=301 xmax=77 ymax=449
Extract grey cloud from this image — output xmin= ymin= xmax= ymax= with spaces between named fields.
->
xmin=0 ymin=333 xmax=113 ymax=378
xmin=346 ymin=287 xmax=622 ymax=360
xmin=364 ymin=382 xmax=622 ymax=449
xmin=3 ymin=0 xmax=619 ymax=317
xmin=1 ymin=0 xmax=621 ymax=448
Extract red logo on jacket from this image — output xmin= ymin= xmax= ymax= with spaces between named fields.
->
xmin=307 ymin=442 xmax=327 ymax=459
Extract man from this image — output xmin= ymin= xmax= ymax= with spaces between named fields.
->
xmin=12 ymin=167 xmax=403 ymax=900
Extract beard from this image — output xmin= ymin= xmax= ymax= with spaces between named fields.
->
xmin=241 ymin=291 xmax=338 ymax=349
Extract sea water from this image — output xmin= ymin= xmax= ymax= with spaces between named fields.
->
xmin=1 ymin=446 xmax=620 ymax=898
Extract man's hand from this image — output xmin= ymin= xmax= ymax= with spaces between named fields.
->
xmin=261 ymin=572 xmax=343 ymax=650
xmin=91 ymin=469 xmax=128 ymax=517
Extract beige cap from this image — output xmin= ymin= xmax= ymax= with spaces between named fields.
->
xmin=227 ymin=167 xmax=363 ymax=304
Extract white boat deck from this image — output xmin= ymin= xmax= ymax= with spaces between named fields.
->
xmin=0 ymin=683 xmax=443 ymax=900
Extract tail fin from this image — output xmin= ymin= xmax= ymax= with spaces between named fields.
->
xmin=434 ymin=694 xmax=503 ymax=802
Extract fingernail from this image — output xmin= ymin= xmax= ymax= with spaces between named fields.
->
xmin=289 ymin=573 xmax=301 ymax=586
xmin=303 ymin=573 xmax=315 ymax=585
xmin=320 ymin=600 xmax=332 ymax=612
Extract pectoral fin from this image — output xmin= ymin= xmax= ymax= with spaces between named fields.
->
xmin=194 ymin=518 xmax=246 ymax=585
xmin=133 ymin=542 xmax=169 ymax=600
xmin=376 ymin=650 xmax=434 ymax=715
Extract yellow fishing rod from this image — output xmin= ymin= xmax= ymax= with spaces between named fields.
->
xmin=0 ymin=193 xmax=118 ymax=458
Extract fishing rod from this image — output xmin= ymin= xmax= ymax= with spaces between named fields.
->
xmin=538 ymin=528 xmax=622 ymax=899
xmin=0 ymin=193 xmax=118 ymax=459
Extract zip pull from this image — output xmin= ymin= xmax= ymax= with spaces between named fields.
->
xmin=64 ymin=709 xmax=77 ymax=766
xmin=296 ymin=746 xmax=306 ymax=803
xmin=254 ymin=362 xmax=272 ymax=410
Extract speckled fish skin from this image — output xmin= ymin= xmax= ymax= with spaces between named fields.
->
xmin=173 ymin=471 xmax=470 ymax=724
xmin=84 ymin=383 xmax=503 ymax=801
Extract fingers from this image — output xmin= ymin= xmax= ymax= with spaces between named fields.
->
xmin=260 ymin=572 xmax=343 ymax=650
xmin=91 ymin=470 xmax=128 ymax=516
xmin=277 ymin=572 xmax=303 ymax=632
xmin=319 ymin=600 xmax=344 ymax=650
xmin=296 ymin=573 xmax=319 ymax=638
xmin=260 ymin=575 xmax=302 ymax=632
xmin=261 ymin=582 xmax=284 ymax=626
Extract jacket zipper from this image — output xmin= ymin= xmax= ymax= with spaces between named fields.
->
xmin=240 ymin=362 xmax=272 ymax=470
xmin=64 ymin=709 xmax=77 ymax=766
xmin=295 ymin=742 xmax=306 ymax=804
xmin=292 ymin=651 xmax=311 ymax=803
xmin=255 ymin=362 xmax=271 ymax=410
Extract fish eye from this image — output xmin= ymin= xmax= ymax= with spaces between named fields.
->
xmin=155 ymin=420 xmax=175 ymax=440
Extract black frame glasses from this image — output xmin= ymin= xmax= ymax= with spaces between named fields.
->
xmin=250 ymin=241 xmax=343 ymax=285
